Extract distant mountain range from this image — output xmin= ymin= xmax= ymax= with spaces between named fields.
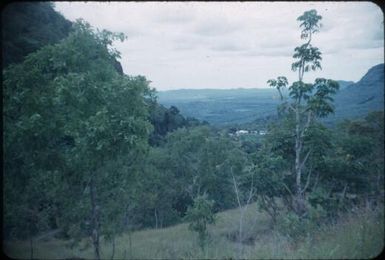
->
xmin=326 ymin=63 xmax=384 ymax=124
xmin=337 ymin=80 xmax=355 ymax=90
xmin=157 ymin=64 xmax=384 ymax=126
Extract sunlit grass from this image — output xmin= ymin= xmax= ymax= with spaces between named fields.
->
xmin=3 ymin=203 xmax=383 ymax=259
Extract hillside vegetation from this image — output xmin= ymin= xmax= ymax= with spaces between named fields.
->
xmin=2 ymin=4 xmax=384 ymax=260
xmin=4 ymin=202 xmax=383 ymax=259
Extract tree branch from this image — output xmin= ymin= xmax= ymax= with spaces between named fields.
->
xmin=282 ymin=182 xmax=295 ymax=199
xmin=301 ymin=165 xmax=313 ymax=193
xmin=246 ymin=176 xmax=255 ymax=206
xmin=277 ymin=88 xmax=284 ymax=101
xmin=287 ymin=103 xmax=296 ymax=112
xmin=300 ymin=110 xmax=313 ymax=139
xmin=231 ymin=168 xmax=242 ymax=208
xmin=300 ymin=149 xmax=312 ymax=171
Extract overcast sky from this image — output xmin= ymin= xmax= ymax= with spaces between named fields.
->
xmin=54 ymin=1 xmax=384 ymax=91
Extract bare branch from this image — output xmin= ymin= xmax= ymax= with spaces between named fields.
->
xmin=246 ymin=185 xmax=255 ymax=207
xmin=300 ymin=110 xmax=313 ymax=139
xmin=287 ymin=103 xmax=296 ymax=112
xmin=300 ymin=149 xmax=312 ymax=171
xmin=282 ymin=182 xmax=295 ymax=198
xmin=231 ymin=168 xmax=242 ymax=208
xmin=277 ymin=88 xmax=284 ymax=101
xmin=312 ymin=171 xmax=320 ymax=191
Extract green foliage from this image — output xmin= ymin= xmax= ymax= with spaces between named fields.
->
xmin=3 ymin=19 xmax=152 ymax=257
xmin=266 ymin=9 xmax=341 ymax=219
xmin=148 ymin=101 xmax=203 ymax=146
xmin=330 ymin=111 xmax=384 ymax=196
xmin=277 ymin=202 xmax=327 ymax=240
xmin=2 ymin=4 xmax=383 ymax=260
xmin=297 ymin=9 xmax=322 ymax=39
xmin=185 ymin=195 xmax=216 ymax=251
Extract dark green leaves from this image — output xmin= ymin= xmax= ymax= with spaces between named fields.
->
xmin=289 ymin=81 xmax=314 ymax=101
xmin=292 ymin=44 xmax=322 ymax=72
xmin=267 ymin=76 xmax=288 ymax=101
xmin=297 ymin=9 xmax=322 ymax=39
xmin=306 ymin=79 xmax=340 ymax=117
xmin=267 ymin=76 xmax=288 ymax=90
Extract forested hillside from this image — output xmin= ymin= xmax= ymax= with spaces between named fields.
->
xmin=2 ymin=2 xmax=71 ymax=67
xmin=2 ymin=3 xmax=384 ymax=259
xmin=2 ymin=2 xmax=128 ymax=75
xmin=337 ymin=80 xmax=355 ymax=90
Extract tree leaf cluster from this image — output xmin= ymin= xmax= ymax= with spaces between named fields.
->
xmin=3 ymin=20 xmax=151 ymax=257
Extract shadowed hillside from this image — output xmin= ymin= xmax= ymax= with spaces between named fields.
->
xmin=1 ymin=2 xmax=71 ymax=67
xmin=326 ymin=63 xmax=384 ymax=124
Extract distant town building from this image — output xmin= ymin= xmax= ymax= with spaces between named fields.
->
xmin=230 ymin=129 xmax=267 ymax=137
xmin=235 ymin=130 xmax=249 ymax=136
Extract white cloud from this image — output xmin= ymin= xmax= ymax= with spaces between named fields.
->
xmin=54 ymin=1 xmax=384 ymax=90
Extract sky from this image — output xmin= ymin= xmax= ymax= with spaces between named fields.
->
xmin=54 ymin=1 xmax=384 ymax=91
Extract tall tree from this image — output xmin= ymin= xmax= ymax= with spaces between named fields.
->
xmin=267 ymin=9 xmax=339 ymax=215
xmin=3 ymin=20 xmax=152 ymax=259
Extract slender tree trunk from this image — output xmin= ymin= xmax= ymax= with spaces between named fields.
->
xmin=232 ymin=173 xmax=244 ymax=258
xmin=294 ymin=106 xmax=305 ymax=215
xmin=231 ymin=171 xmax=255 ymax=259
xmin=278 ymin=88 xmax=284 ymax=101
xmin=239 ymin=208 xmax=244 ymax=242
xmin=90 ymin=176 xmax=101 ymax=260
xmin=292 ymin=39 xmax=312 ymax=216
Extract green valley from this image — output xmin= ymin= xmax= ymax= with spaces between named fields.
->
xmin=2 ymin=3 xmax=383 ymax=260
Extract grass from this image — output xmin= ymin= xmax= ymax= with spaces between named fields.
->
xmin=3 ymin=203 xmax=384 ymax=259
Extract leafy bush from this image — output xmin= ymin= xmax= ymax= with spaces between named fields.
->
xmin=277 ymin=201 xmax=327 ymax=240
xmin=184 ymin=195 xmax=216 ymax=251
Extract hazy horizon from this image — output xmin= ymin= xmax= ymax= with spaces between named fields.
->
xmin=54 ymin=2 xmax=384 ymax=91
xmin=156 ymin=62 xmax=382 ymax=91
